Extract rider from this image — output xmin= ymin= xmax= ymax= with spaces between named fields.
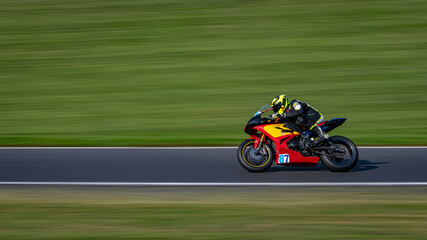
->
xmin=271 ymin=94 xmax=328 ymax=143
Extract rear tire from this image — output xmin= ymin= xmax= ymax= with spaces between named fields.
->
xmin=320 ymin=136 xmax=358 ymax=172
xmin=237 ymin=139 xmax=273 ymax=173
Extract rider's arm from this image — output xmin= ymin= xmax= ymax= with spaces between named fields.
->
xmin=283 ymin=109 xmax=303 ymax=118
xmin=282 ymin=101 xmax=303 ymax=118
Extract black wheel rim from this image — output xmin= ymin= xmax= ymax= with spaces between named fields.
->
xmin=327 ymin=142 xmax=354 ymax=166
xmin=243 ymin=145 xmax=269 ymax=167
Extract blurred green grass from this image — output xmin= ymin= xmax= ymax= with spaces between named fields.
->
xmin=1 ymin=0 xmax=426 ymax=146
xmin=0 ymin=187 xmax=426 ymax=239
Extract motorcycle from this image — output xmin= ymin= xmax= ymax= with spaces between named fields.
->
xmin=237 ymin=105 xmax=358 ymax=172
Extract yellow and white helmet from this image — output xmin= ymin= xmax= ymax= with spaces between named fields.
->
xmin=271 ymin=94 xmax=289 ymax=114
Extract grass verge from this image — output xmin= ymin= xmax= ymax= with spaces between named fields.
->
xmin=0 ymin=187 xmax=426 ymax=239
xmin=1 ymin=0 xmax=427 ymax=146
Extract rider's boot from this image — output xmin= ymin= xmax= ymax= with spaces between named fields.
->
xmin=313 ymin=125 xmax=329 ymax=144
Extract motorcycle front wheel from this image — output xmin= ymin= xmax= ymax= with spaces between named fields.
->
xmin=320 ymin=136 xmax=358 ymax=172
xmin=237 ymin=139 xmax=273 ymax=173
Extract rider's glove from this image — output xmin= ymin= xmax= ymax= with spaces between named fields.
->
xmin=273 ymin=113 xmax=286 ymax=119
xmin=276 ymin=113 xmax=286 ymax=118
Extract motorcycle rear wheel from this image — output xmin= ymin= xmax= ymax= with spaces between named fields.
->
xmin=237 ymin=139 xmax=273 ymax=173
xmin=320 ymin=136 xmax=358 ymax=172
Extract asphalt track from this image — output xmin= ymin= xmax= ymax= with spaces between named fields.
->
xmin=0 ymin=147 xmax=426 ymax=186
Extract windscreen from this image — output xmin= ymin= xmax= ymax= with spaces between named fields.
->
xmin=254 ymin=104 xmax=272 ymax=116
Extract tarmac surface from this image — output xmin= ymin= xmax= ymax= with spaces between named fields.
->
xmin=0 ymin=147 xmax=426 ymax=185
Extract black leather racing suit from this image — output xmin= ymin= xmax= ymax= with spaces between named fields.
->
xmin=280 ymin=100 xmax=327 ymax=141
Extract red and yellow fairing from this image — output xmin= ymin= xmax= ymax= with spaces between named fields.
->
xmin=261 ymin=124 xmax=299 ymax=138
xmin=252 ymin=123 xmax=320 ymax=166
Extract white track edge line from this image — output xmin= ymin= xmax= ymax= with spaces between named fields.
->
xmin=0 ymin=182 xmax=427 ymax=186
xmin=0 ymin=147 xmax=237 ymax=150
xmin=0 ymin=146 xmax=426 ymax=150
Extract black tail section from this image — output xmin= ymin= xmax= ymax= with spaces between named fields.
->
xmin=320 ymin=118 xmax=346 ymax=133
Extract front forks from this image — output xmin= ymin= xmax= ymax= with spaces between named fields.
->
xmin=253 ymin=134 xmax=265 ymax=156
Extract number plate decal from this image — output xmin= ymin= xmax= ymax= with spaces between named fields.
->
xmin=278 ymin=154 xmax=290 ymax=164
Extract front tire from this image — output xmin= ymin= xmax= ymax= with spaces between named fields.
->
xmin=237 ymin=139 xmax=273 ymax=172
xmin=320 ymin=136 xmax=358 ymax=172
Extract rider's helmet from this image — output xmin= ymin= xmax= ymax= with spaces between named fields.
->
xmin=271 ymin=94 xmax=289 ymax=114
